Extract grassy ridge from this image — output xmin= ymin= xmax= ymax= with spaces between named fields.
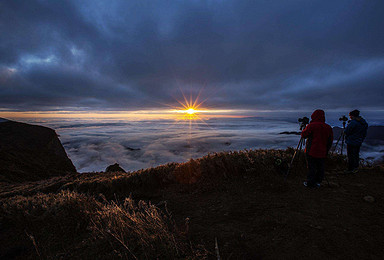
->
xmin=1 ymin=148 xmax=377 ymax=259
xmin=60 ymin=149 xmax=308 ymax=198
xmin=59 ymin=148 xmax=348 ymax=198
xmin=0 ymin=148 xmax=350 ymax=200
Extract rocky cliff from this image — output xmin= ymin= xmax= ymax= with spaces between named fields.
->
xmin=0 ymin=118 xmax=76 ymax=182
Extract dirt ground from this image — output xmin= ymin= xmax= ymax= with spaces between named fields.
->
xmin=158 ymin=168 xmax=384 ymax=259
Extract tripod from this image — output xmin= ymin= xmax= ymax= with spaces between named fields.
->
xmin=330 ymin=117 xmax=348 ymax=186
xmin=332 ymin=120 xmax=346 ymax=155
xmin=285 ymin=135 xmax=332 ymax=186
xmin=285 ymin=136 xmax=305 ymax=180
xmin=285 ymin=117 xmax=309 ymax=180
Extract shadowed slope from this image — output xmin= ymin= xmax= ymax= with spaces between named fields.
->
xmin=0 ymin=120 xmax=76 ymax=182
xmin=0 ymin=149 xmax=383 ymax=259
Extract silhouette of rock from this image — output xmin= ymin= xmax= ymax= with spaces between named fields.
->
xmin=125 ymin=146 xmax=141 ymax=151
xmin=105 ymin=163 xmax=126 ymax=173
xmin=279 ymin=131 xmax=301 ymax=135
xmin=0 ymin=118 xmax=76 ymax=182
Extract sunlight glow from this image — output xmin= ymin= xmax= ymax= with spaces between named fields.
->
xmin=0 ymin=89 xmax=247 ymax=120
xmin=186 ymin=108 xmax=196 ymax=115
xmin=165 ymin=88 xmax=212 ymax=121
xmin=0 ymin=109 xmax=248 ymax=121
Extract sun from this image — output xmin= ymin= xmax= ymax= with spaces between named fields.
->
xmin=169 ymin=89 xmax=208 ymax=120
xmin=186 ymin=108 xmax=196 ymax=115
xmin=182 ymin=107 xmax=199 ymax=119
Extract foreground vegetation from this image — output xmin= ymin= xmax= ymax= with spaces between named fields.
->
xmin=1 ymin=149 xmax=383 ymax=259
xmin=1 ymin=191 xmax=203 ymax=259
xmin=1 ymin=148 xmax=348 ymax=200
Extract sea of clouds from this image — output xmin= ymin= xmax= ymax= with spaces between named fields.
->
xmin=21 ymin=113 xmax=384 ymax=173
xmin=56 ymin=117 xmax=301 ymax=172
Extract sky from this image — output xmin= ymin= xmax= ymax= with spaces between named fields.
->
xmin=1 ymin=0 xmax=384 ymax=115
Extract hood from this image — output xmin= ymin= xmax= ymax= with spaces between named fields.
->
xmin=355 ymin=117 xmax=368 ymax=127
xmin=311 ymin=109 xmax=325 ymax=123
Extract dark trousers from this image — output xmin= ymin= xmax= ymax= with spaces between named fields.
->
xmin=347 ymin=144 xmax=361 ymax=170
xmin=306 ymin=155 xmax=325 ymax=186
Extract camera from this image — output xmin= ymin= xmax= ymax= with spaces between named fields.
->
xmin=339 ymin=115 xmax=348 ymax=122
xmin=298 ymin=116 xmax=309 ymax=130
xmin=298 ymin=117 xmax=309 ymax=124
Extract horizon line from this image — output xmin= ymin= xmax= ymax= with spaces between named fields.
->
xmin=1 ymin=108 xmax=383 ymax=120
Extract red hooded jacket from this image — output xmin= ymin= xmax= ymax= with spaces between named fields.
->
xmin=301 ymin=110 xmax=333 ymax=158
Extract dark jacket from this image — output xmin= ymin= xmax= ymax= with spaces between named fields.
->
xmin=345 ymin=117 xmax=368 ymax=146
xmin=301 ymin=110 xmax=333 ymax=158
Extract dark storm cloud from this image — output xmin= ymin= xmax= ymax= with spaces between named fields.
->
xmin=1 ymin=0 xmax=383 ymax=111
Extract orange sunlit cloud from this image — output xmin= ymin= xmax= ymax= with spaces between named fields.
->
xmin=0 ymin=109 xmax=249 ymax=120
xmin=0 ymin=89 xmax=250 ymax=120
xmin=165 ymin=88 xmax=228 ymax=121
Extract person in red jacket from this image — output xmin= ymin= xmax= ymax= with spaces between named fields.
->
xmin=301 ymin=109 xmax=333 ymax=187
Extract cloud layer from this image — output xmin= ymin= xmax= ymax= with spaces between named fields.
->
xmin=1 ymin=0 xmax=384 ymax=111
xmin=26 ymin=116 xmax=382 ymax=172
xmin=53 ymin=117 xmax=303 ymax=172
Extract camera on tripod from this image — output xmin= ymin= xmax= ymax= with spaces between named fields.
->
xmin=332 ymin=115 xmax=348 ymax=155
xmin=339 ymin=115 xmax=348 ymax=122
xmin=298 ymin=116 xmax=309 ymax=130
xmin=285 ymin=116 xmax=309 ymax=179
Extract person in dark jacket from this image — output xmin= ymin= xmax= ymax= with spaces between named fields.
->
xmin=301 ymin=109 xmax=333 ymax=187
xmin=345 ymin=109 xmax=368 ymax=174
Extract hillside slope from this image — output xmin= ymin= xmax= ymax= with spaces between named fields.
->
xmin=1 ymin=149 xmax=383 ymax=259
xmin=0 ymin=119 xmax=76 ymax=182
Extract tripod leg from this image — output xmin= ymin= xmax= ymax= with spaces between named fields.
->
xmin=290 ymin=138 xmax=303 ymax=165
xmin=299 ymin=138 xmax=308 ymax=168
xmin=285 ymin=137 xmax=304 ymax=180
xmin=294 ymin=139 xmax=303 ymax=170
xmin=332 ymin=133 xmax=343 ymax=155
xmin=341 ymin=132 xmax=345 ymax=155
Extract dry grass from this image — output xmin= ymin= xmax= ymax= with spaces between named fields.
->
xmin=0 ymin=191 xmax=206 ymax=259
xmin=58 ymin=149 xmax=302 ymax=198
xmin=1 ymin=148 xmax=377 ymax=259
xmin=62 ymin=148 xmax=344 ymax=196
xmin=0 ymin=148 xmax=353 ymax=200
